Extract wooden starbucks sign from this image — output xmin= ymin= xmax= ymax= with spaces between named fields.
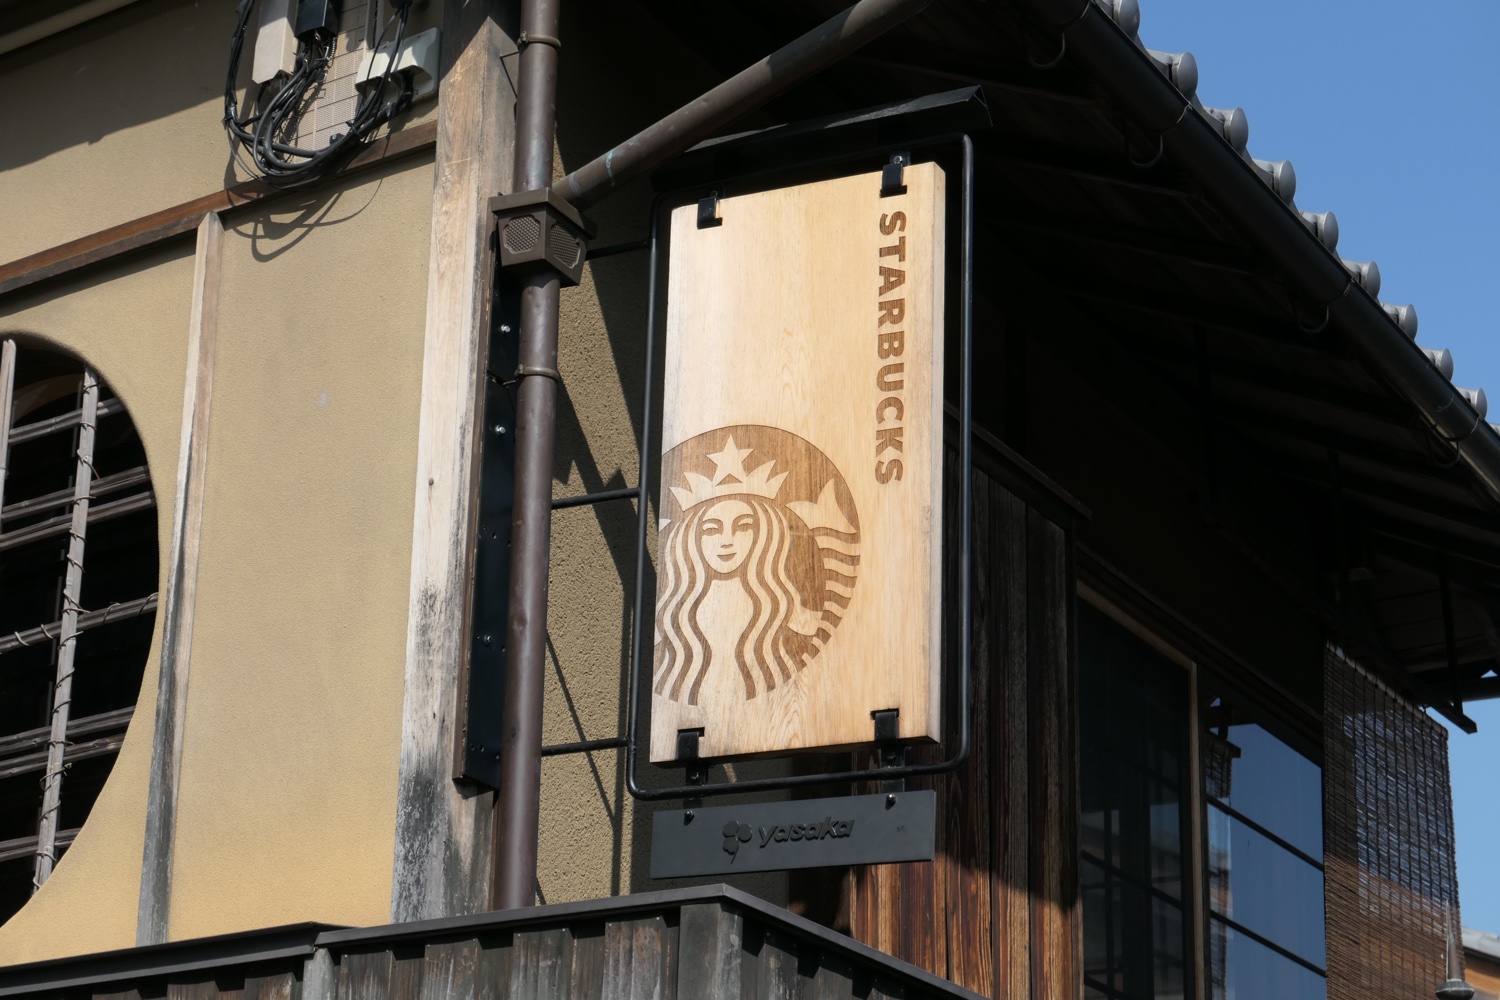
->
xmin=651 ymin=163 xmax=947 ymax=762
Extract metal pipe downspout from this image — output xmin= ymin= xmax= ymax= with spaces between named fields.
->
xmin=1014 ymin=0 xmax=1500 ymax=504
xmin=493 ymin=0 xmax=562 ymax=912
xmin=492 ymin=0 xmax=933 ymax=908
xmin=557 ymin=0 xmax=935 ymax=209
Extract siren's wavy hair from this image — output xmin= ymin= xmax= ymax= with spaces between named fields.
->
xmin=653 ymin=495 xmax=804 ymax=705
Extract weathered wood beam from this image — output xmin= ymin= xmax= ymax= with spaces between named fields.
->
xmin=34 ymin=370 xmax=99 ymax=888
xmin=0 ymin=594 xmax=157 ymax=657
xmin=137 ymin=211 xmax=222 ymax=945
xmin=391 ymin=0 xmax=515 ymax=922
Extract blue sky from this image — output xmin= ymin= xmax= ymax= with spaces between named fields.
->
xmin=1128 ymin=0 xmax=1500 ymax=941
xmin=1131 ymin=0 xmax=1500 ymax=934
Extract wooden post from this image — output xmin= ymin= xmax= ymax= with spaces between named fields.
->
xmin=34 ymin=369 xmax=99 ymax=888
xmin=390 ymin=0 xmax=516 ymax=921
xmin=0 ymin=338 xmax=15 ymax=530
xmin=137 ymin=211 xmax=222 ymax=943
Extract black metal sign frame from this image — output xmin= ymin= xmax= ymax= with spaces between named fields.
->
xmin=624 ymin=131 xmax=976 ymax=801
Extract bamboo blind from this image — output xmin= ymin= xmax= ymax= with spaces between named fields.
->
xmin=1324 ymin=647 xmax=1462 ymax=1000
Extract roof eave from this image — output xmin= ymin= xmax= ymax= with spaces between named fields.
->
xmin=1009 ymin=0 xmax=1500 ymax=508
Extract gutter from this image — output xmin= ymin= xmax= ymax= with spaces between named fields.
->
xmin=1010 ymin=0 xmax=1500 ymax=506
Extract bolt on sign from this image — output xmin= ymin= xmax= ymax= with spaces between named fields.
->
xmin=651 ymin=162 xmax=947 ymax=762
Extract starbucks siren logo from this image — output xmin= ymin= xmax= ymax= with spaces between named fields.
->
xmin=653 ymin=425 xmax=860 ymax=706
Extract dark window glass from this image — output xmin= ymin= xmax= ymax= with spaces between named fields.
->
xmin=1080 ymin=606 xmax=1192 ymax=1000
xmin=1203 ymin=720 xmax=1321 ymax=861
xmin=1209 ymin=925 xmax=1327 ymax=1000
xmin=1203 ymin=693 xmax=1326 ymax=998
xmin=0 ymin=341 xmax=157 ymax=926
xmin=1206 ymin=804 xmax=1326 ymax=967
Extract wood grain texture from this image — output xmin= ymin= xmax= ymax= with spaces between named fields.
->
xmin=418 ymin=938 xmax=482 ymax=1000
xmin=601 ymin=917 xmax=666 ymax=1000
xmin=844 ymin=472 xmax=1081 ymax=1000
xmin=1026 ymin=512 xmax=1078 ymax=1000
xmin=754 ymin=927 xmax=801 ymax=1000
xmin=137 ymin=210 xmax=222 ymax=944
xmin=997 ymin=490 xmax=1030 ymax=1000
xmin=390 ymin=0 xmax=515 ymax=922
xmin=242 ymin=971 xmax=296 ymax=1000
xmin=336 ymin=949 xmax=396 ymax=1000
xmin=509 ymin=928 xmax=573 ymax=1000
xmin=652 ymin=164 xmax=947 ymax=761
xmin=675 ymin=902 xmax=743 ymax=1000
xmin=0 ymin=122 xmax=436 ymax=300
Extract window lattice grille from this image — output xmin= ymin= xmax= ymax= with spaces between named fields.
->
xmin=0 ymin=338 xmax=157 ymax=923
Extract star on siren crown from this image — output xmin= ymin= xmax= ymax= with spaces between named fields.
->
xmin=670 ymin=435 xmax=788 ymax=509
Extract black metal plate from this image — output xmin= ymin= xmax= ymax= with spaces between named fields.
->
xmin=649 ymin=790 xmax=936 ymax=878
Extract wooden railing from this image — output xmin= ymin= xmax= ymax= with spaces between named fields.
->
xmin=0 ymin=885 xmax=987 ymax=1000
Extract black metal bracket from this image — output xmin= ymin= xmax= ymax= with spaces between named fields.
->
xmin=696 ymin=192 xmax=722 ymax=229
xmin=624 ymin=131 xmax=977 ymax=801
xmin=880 ymin=151 xmax=910 ymax=196
xmin=679 ymin=729 xmax=707 ymax=814
xmin=872 ymin=709 xmax=906 ymax=793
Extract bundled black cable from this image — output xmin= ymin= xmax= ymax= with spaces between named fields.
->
xmin=224 ymin=0 xmax=414 ymax=183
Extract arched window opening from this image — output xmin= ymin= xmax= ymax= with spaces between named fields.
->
xmin=0 ymin=337 xmax=158 ymax=924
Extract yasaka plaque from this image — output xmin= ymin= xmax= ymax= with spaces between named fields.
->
xmin=651 ymin=163 xmax=946 ymax=761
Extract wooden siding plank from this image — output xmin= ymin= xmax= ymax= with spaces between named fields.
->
xmin=809 ymin=953 xmax=855 ymax=1000
xmin=753 ymin=927 xmax=802 ymax=1000
xmin=336 ymin=949 xmax=395 ymax=1000
xmin=567 ymin=924 xmax=605 ymax=1000
xmin=997 ymin=488 xmax=1030 ymax=1000
xmin=387 ymin=944 xmax=429 ymax=1000
xmin=418 ymin=938 xmax=482 ymax=1000
xmin=389 ymin=0 xmax=516 ymax=921
xmin=138 ymin=209 xmax=222 ymax=943
xmin=675 ymin=903 xmax=743 ymax=1000
xmin=243 ymin=971 xmax=297 ymax=1000
xmin=944 ymin=468 xmax=994 ymax=996
xmin=1026 ymin=511 xmax=1078 ymax=1000
xmin=602 ymin=917 xmax=665 ymax=1000
xmin=509 ymin=927 xmax=573 ymax=1000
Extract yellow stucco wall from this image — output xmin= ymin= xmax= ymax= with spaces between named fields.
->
xmin=0 ymin=156 xmax=435 ymax=961
xmin=0 ymin=245 xmax=194 ymax=963
xmin=0 ymin=0 xmax=440 ymax=266
xmin=163 ymin=159 xmax=432 ymax=940
xmin=0 ymin=0 xmax=805 ymax=965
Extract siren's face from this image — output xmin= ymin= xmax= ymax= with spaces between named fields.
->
xmin=699 ymin=498 xmax=756 ymax=575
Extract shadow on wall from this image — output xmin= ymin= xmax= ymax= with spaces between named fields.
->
xmin=0 ymin=0 xmax=237 ymax=175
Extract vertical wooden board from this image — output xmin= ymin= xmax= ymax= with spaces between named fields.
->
xmin=567 ymin=924 xmax=605 ymax=1000
xmin=509 ymin=927 xmax=573 ymax=1000
xmin=391 ymin=0 xmax=513 ymax=921
xmin=997 ymin=489 xmax=1030 ymax=1000
xmin=809 ymin=953 xmax=855 ymax=1000
xmin=165 ymin=982 xmax=221 ymax=1000
xmin=419 ymin=939 xmax=481 ymax=1000
xmin=1026 ymin=512 xmax=1078 ymax=1000
xmin=244 ymin=971 xmax=296 ymax=1000
xmin=676 ymin=902 xmax=743 ymax=1000
xmin=601 ymin=917 xmax=665 ymax=1000
xmin=651 ymin=164 xmax=948 ymax=761
xmin=301 ymin=948 xmax=337 ymax=1000
xmin=336 ymin=949 xmax=396 ymax=1000
xmin=753 ymin=927 xmax=801 ymax=1000
xmin=945 ymin=469 xmax=994 ymax=996
xmin=388 ymin=945 xmax=430 ymax=1000
xmin=137 ymin=209 xmax=223 ymax=943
